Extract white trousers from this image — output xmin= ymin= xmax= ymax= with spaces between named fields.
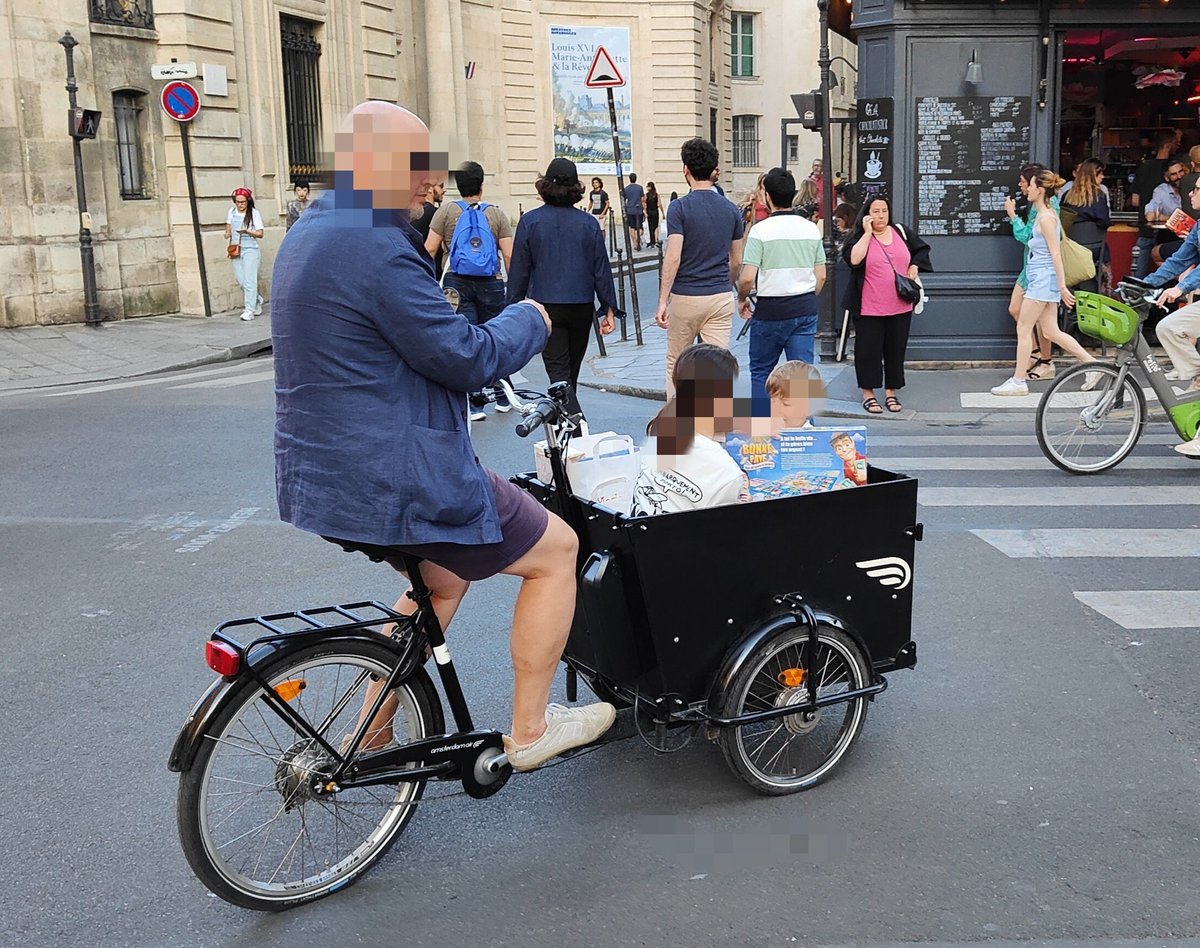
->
xmin=1155 ymin=299 xmax=1200 ymax=380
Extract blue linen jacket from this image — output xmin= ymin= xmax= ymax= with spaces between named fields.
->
xmin=272 ymin=190 xmax=548 ymax=547
xmin=505 ymin=204 xmax=618 ymax=311
xmin=1145 ymin=222 xmax=1200 ymax=296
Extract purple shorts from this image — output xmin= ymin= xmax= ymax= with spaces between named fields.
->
xmin=324 ymin=470 xmax=549 ymax=582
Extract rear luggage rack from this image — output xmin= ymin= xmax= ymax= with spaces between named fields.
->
xmin=213 ymin=600 xmax=404 ymax=644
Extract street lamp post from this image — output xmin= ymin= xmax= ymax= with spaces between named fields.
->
xmin=59 ymin=31 xmax=101 ymax=328
xmin=815 ymin=0 xmax=837 ymax=360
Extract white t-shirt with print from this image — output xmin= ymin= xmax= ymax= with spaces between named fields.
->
xmin=632 ymin=433 xmax=748 ymax=516
xmin=227 ymin=206 xmax=265 ymax=248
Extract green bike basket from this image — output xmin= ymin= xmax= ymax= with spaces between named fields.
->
xmin=1074 ymin=291 xmax=1139 ymax=346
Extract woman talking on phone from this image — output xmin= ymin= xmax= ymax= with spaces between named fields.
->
xmin=991 ymin=170 xmax=1097 ymax=397
xmin=842 ymin=195 xmax=932 ymax=414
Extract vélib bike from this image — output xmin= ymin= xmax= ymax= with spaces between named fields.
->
xmin=1036 ymin=277 xmax=1200 ymax=473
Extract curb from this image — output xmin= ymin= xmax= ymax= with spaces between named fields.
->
xmin=577 ymin=379 xmax=915 ymax=421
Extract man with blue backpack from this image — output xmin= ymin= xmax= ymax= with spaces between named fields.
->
xmin=426 ymin=161 xmax=516 ymax=418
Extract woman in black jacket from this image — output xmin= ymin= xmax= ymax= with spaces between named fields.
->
xmin=507 ymin=158 xmax=617 ymax=417
xmin=841 ymin=196 xmax=933 ymax=413
xmin=1061 ymin=157 xmax=1110 ymax=293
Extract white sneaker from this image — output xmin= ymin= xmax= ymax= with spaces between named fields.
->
xmin=1165 ymin=369 xmax=1185 ymax=380
xmin=494 ymin=401 xmax=513 ymax=414
xmin=990 ymin=377 xmax=1029 ymax=396
xmin=239 ymin=310 xmax=255 ymax=321
xmin=469 ymin=409 xmax=486 ymax=422
xmin=253 ymin=295 xmax=263 ymax=316
xmin=1174 ymin=436 xmax=1200 ymax=457
xmin=1081 ymin=370 xmax=1104 ymax=391
xmin=503 ymin=702 xmax=617 ymax=772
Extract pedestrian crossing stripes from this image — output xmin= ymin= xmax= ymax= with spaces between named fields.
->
xmin=885 ymin=421 xmax=1197 ymax=633
xmin=920 ymin=486 xmax=1198 ymax=506
xmin=1073 ymin=592 xmax=1200 ymax=630
xmin=971 ymin=529 xmax=1200 ymax=558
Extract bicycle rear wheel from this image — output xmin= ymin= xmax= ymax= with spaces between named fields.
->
xmin=1036 ymin=362 xmax=1146 ymax=474
xmin=177 ymin=639 xmax=443 ymax=911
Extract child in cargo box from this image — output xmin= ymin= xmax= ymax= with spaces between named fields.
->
xmin=632 ymin=344 xmax=750 ymax=516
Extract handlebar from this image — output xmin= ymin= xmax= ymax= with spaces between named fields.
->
xmin=514 ymin=398 xmax=558 ymax=438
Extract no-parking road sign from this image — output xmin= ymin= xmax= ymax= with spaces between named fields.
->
xmin=160 ymin=80 xmax=201 ymax=122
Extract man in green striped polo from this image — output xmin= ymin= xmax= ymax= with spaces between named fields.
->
xmin=736 ymin=166 xmax=827 ymax=413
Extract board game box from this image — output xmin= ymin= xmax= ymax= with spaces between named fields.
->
xmin=723 ymin=426 xmax=869 ymax=499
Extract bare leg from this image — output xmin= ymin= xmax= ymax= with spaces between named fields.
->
xmin=1008 ymin=283 xmax=1025 ymax=321
xmin=499 ymin=512 xmax=579 ymax=744
xmin=1036 ymin=307 xmax=1095 ymax=364
xmin=1011 ymin=298 xmax=1050 ymax=381
xmin=354 ymin=561 xmax=470 ymax=750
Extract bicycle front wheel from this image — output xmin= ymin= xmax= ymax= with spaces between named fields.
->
xmin=177 ymin=639 xmax=443 ymax=911
xmin=1036 ymin=362 xmax=1146 ymax=474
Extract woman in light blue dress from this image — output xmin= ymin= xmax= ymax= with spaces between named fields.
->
xmin=992 ymin=170 xmax=1098 ymax=396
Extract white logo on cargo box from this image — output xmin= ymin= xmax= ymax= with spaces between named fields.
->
xmin=855 ymin=556 xmax=911 ymax=590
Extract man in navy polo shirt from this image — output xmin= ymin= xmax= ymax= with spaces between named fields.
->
xmin=272 ymin=101 xmax=615 ymax=770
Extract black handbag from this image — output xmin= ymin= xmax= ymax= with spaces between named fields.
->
xmin=873 ymin=233 xmax=922 ymax=304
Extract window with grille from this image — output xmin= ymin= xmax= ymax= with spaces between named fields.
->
xmin=787 ymin=135 xmax=799 ymax=164
xmin=733 ymin=115 xmax=759 ymax=168
xmin=730 ymin=13 xmax=755 ymax=78
xmin=113 ymin=91 xmax=146 ymax=198
xmin=281 ymin=15 xmax=324 ymax=179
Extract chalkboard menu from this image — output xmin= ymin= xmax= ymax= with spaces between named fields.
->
xmin=916 ymin=96 xmax=1031 ymax=236
xmin=855 ymin=97 xmax=894 ymax=203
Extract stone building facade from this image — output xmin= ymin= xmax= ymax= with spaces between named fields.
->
xmin=1 ymin=0 xmax=737 ymax=327
xmin=726 ymin=0 xmax=857 ymax=200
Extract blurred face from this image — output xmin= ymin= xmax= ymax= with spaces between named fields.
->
xmin=812 ymin=160 xmax=822 ymax=176
xmin=1191 ymin=185 xmax=1200 ymax=213
xmin=334 ymin=102 xmax=447 ymax=211
xmin=294 ymin=185 xmax=309 ymax=201
xmin=233 ymin=195 xmax=248 ymax=211
xmin=591 ymin=178 xmax=601 ymax=190
xmin=867 ymin=199 xmax=890 ymax=230
xmin=1027 ymin=179 xmax=1045 ymax=204
xmin=1018 ymin=175 xmax=1031 ymax=197
xmin=1166 ymin=163 xmax=1186 ymax=188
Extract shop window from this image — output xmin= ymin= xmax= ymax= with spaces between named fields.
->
xmin=733 ymin=115 xmax=759 ymax=168
xmin=730 ymin=13 xmax=755 ymax=78
xmin=90 ymin=0 xmax=154 ymax=31
xmin=787 ymin=135 xmax=799 ymax=164
xmin=113 ymin=91 xmax=146 ymax=199
xmin=281 ymin=15 xmax=325 ymax=179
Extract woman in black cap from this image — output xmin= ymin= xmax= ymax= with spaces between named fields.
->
xmin=507 ymin=157 xmax=618 ymax=417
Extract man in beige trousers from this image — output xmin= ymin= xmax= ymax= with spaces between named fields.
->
xmin=654 ymin=137 xmax=745 ymax=397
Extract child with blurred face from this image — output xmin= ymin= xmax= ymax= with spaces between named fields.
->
xmin=763 ymin=360 xmax=826 ymax=433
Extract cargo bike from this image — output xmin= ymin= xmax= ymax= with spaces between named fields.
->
xmin=169 ymin=382 xmax=922 ymax=911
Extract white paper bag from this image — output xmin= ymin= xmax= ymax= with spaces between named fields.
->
xmin=567 ymin=435 xmax=640 ymax=513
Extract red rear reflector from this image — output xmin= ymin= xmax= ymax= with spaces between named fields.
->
xmin=206 ymin=641 xmax=242 ymax=677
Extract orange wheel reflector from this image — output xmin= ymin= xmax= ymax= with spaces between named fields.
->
xmin=274 ymin=679 xmax=306 ymax=702
xmin=777 ymin=667 xmax=806 ymax=688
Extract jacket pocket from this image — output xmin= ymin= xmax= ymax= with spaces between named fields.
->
xmin=403 ymin=425 xmax=489 ymax=528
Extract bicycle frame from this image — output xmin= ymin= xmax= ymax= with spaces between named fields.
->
xmin=1093 ymin=291 xmax=1200 ymax=441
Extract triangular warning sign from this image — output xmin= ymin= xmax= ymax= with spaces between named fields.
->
xmin=584 ymin=46 xmax=625 ymax=88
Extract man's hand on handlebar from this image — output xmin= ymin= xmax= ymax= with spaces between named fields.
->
xmin=1158 ymin=286 xmax=1184 ymax=305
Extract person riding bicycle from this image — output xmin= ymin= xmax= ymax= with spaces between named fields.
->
xmin=1143 ymin=180 xmax=1200 ymax=455
xmin=271 ymin=101 xmax=616 ymax=770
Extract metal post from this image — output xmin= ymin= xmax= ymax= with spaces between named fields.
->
xmin=613 ymin=212 xmax=627 ymax=317
xmin=179 ymin=123 xmax=212 ymax=318
xmin=59 ymin=32 xmax=101 ymax=328
xmin=815 ymin=0 xmax=838 ymax=361
xmin=607 ymin=87 xmax=643 ymax=345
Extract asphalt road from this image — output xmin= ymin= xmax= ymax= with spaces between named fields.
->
xmin=1 ymin=355 xmax=1198 ymax=948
